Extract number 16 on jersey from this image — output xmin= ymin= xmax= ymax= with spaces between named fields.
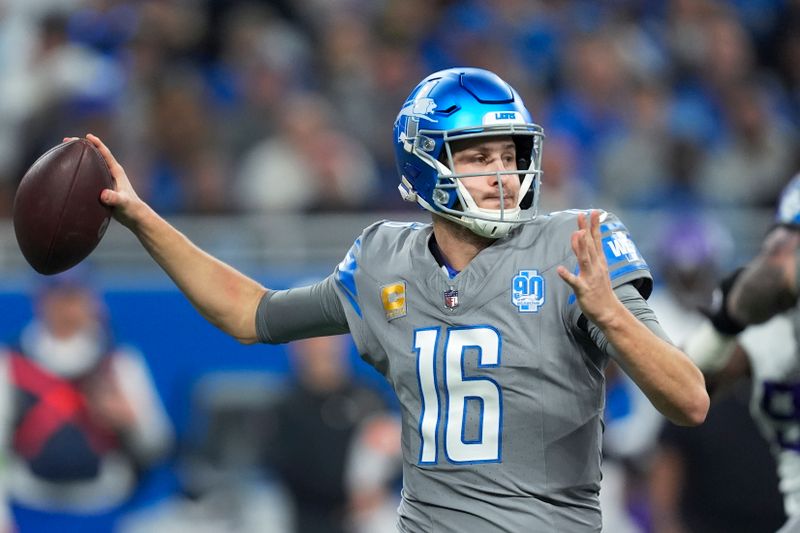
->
xmin=414 ymin=325 xmax=503 ymax=465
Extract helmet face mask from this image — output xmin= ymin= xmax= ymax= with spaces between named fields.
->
xmin=394 ymin=68 xmax=545 ymax=238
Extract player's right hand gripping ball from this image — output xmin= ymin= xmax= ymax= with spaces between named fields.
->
xmin=13 ymin=138 xmax=114 ymax=275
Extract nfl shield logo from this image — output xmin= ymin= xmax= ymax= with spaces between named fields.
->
xmin=443 ymin=288 xmax=459 ymax=309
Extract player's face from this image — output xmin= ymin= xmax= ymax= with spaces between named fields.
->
xmin=450 ymin=136 xmax=520 ymax=210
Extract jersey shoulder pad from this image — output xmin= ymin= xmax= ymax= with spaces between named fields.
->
xmin=538 ymin=209 xmax=612 ymax=253
xmin=599 ymin=212 xmax=652 ymax=297
xmin=542 ymin=210 xmax=652 ymax=296
xmin=334 ymin=219 xmax=428 ymax=318
xmin=352 ymin=219 xmax=429 ymax=268
xmin=365 ymin=219 xmax=429 ymax=245
xmin=527 ymin=209 xmax=590 ymax=249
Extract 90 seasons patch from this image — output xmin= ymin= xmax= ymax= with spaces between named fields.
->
xmin=380 ymin=281 xmax=407 ymax=320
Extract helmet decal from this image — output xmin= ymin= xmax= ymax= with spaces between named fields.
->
xmin=397 ymin=96 xmax=439 ymax=124
xmin=396 ymin=79 xmax=439 ymax=156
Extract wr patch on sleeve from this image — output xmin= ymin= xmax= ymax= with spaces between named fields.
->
xmin=601 ymin=221 xmax=649 ymax=281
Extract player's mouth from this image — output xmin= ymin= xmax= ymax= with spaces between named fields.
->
xmin=481 ymin=196 xmax=517 ymax=209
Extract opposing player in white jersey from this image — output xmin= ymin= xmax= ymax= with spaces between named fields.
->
xmin=83 ymin=67 xmax=708 ymax=532
xmin=684 ymin=174 xmax=800 ymax=532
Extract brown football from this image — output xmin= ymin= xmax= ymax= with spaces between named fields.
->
xmin=13 ymin=139 xmax=114 ymax=275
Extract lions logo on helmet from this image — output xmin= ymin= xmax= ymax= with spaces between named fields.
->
xmin=393 ymin=68 xmax=545 ymax=239
xmin=397 ymin=97 xmax=438 ymax=123
xmin=777 ymin=173 xmax=800 ymax=227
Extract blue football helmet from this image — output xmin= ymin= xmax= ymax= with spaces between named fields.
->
xmin=777 ymin=173 xmax=800 ymax=227
xmin=393 ymin=67 xmax=544 ymax=238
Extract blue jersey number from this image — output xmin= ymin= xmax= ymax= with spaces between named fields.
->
xmin=415 ymin=326 xmax=502 ymax=464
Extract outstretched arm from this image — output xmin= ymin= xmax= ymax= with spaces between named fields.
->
xmin=557 ymin=211 xmax=709 ymax=426
xmin=728 ymin=226 xmax=800 ymax=326
xmin=682 ymin=226 xmax=799 ymax=398
xmin=86 ymin=134 xmax=266 ymax=344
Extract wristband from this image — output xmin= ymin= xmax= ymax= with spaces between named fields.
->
xmin=706 ymin=268 xmax=746 ymax=335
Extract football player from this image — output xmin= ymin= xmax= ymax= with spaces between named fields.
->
xmin=86 ymin=67 xmax=708 ymax=532
xmin=684 ymin=173 xmax=800 ymax=532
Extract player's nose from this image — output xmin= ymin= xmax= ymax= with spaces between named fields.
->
xmin=487 ymin=166 xmax=512 ymax=187
xmin=486 ymin=159 xmax=505 ymax=183
xmin=488 ymin=156 xmax=510 ymax=172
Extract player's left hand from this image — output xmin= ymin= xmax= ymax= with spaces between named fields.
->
xmin=557 ymin=210 xmax=622 ymax=327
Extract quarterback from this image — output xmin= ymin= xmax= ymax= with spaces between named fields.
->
xmin=86 ymin=67 xmax=708 ymax=531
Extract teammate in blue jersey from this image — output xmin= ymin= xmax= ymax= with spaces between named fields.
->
xmin=684 ymin=173 xmax=800 ymax=531
xmin=82 ymin=67 xmax=708 ymax=532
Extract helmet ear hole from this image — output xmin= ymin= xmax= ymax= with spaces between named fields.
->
xmin=514 ymin=136 xmax=535 ymax=210
xmin=512 ymin=137 xmax=534 ymax=170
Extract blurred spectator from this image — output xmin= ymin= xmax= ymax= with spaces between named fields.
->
xmin=0 ymin=268 xmax=173 ymax=532
xmin=666 ymin=5 xmax=756 ymax=148
xmin=349 ymin=37 xmax=426 ymax=207
xmin=648 ymin=215 xmax=734 ymax=320
xmin=545 ymin=29 xmax=630 ymax=189
xmin=538 ymin=135 xmax=593 ymax=214
xmin=598 ymin=81 xmax=674 ymax=210
xmin=698 ymin=79 xmax=798 ymax=207
xmin=317 ymin=13 xmax=382 ymax=161
xmin=0 ymin=9 xmax=122 ymax=216
xmin=344 ymin=413 xmax=401 ymax=533
xmin=211 ymin=3 xmax=313 ymax=160
xmin=135 ymin=70 xmax=231 ymax=214
xmin=264 ymin=334 xmax=394 ymax=533
xmin=697 ymin=8 xmax=755 ymax=91
xmin=234 ymin=93 xmax=379 ymax=213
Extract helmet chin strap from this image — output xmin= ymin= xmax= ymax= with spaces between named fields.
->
xmin=453 ymin=177 xmax=521 ymax=238
xmin=462 ymin=208 xmax=520 ymax=238
xmin=418 ymin=193 xmax=522 ymax=238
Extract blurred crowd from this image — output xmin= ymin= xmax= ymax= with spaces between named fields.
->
xmin=0 ymin=0 xmax=799 ymax=219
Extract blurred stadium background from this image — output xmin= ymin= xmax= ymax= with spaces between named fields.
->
xmin=0 ymin=0 xmax=799 ymax=531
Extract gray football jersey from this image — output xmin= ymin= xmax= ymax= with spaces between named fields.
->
xmin=331 ymin=210 xmax=651 ymax=533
